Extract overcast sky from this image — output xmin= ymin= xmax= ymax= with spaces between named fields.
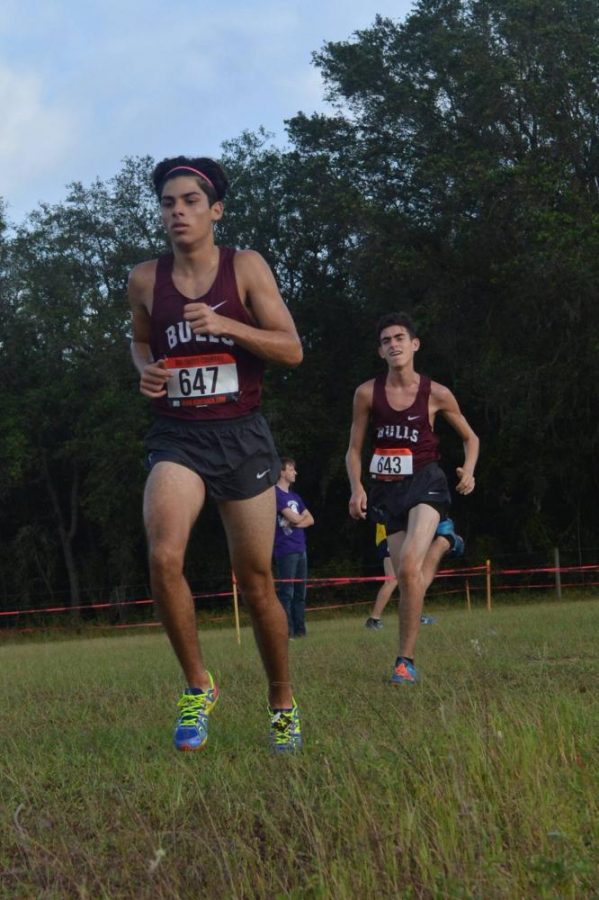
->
xmin=0 ymin=0 xmax=415 ymax=225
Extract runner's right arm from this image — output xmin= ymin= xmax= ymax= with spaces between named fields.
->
xmin=345 ymin=381 xmax=373 ymax=520
xmin=128 ymin=261 xmax=172 ymax=398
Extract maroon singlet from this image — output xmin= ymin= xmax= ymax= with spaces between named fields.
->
xmin=149 ymin=248 xmax=264 ymax=420
xmin=371 ymin=373 xmax=440 ymax=472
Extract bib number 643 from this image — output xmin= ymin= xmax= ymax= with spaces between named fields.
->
xmin=369 ymin=448 xmax=413 ymax=478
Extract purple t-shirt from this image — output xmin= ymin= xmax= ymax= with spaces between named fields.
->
xmin=273 ymin=486 xmax=307 ymax=558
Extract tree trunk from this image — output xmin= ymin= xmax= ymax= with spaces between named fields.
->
xmin=43 ymin=459 xmax=81 ymax=618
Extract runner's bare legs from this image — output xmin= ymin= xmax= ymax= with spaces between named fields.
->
xmin=387 ymin=504 xmax=440 ymax=659
xmin=370 ymin=555 xmax=398 ymax=619
xmin=422 ymin=534 xmax=451 ymax=591
xmin=143 ymin=461 xmax=212 ymax=691
xmin=219 ymin=488 xmax=293 ymax=710
xmin=372 ymin=533 xmax=450 ymax=621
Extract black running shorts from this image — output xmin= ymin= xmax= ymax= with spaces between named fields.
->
xmin=144 ymin=411 xmax=280 ymax=502
xmin=376 ymin=539 xmax=390 ymax=561
xmin=368 ymin=462 xmax=451 ymax=535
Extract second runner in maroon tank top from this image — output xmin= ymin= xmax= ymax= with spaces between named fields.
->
xmin=370 ymin=373 xmax=440 ymax=477
xmin=149 ymin=247 xmax=264 ymax=420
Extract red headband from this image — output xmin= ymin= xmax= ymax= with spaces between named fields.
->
xmin=163 ymin=165 xmax=216 ymax=193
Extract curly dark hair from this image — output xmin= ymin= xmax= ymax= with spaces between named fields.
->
xmin=151 ymin=156 xmax=229 ymax=205
xmin=376 ymin=312 xmax=418 ymax=342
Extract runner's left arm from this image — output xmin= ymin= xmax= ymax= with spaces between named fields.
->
xmin=182 ymin=250 xmax=302 ymax=367
xmin=432 ymin=383 xmax=480 ymax=495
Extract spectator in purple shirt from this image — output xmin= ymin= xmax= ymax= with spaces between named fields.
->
xmin=273 ymin=458 xmax=314 ymax=637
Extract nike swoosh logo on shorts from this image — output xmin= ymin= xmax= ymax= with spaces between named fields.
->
xmin=427 ymin=491 xmax=440 ymax=495
xmin=256 ymin=469 xmax=271 ymax=479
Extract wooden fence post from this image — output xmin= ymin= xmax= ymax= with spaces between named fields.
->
xmin=554 ymin=547 xmax=562 ymax=601
xmin=232 ymin=572 xmax=241 ymax=645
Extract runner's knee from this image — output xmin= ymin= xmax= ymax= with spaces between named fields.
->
xmin=398 ymin=557 xmax=421 ymax=586
xmin=237 ymin=570 xmax=275 ymax=610
xmin=148 ymin=542 xmax=185 ymax=580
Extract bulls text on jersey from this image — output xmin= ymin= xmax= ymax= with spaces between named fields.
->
xmin=376 ymin=424 xmax=420 ymax=443
xmin=164 ymin=320 xmax=235 ymax=350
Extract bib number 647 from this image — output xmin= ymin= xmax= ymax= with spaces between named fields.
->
xmin=165 ymin=353 xmax=239 ymax=407
xmin=177 ymin=365 xmax=218 ymax=396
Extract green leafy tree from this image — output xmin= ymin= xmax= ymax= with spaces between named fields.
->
xmin=0 ymin=160 xmax=164 ymax=611
xmin=284 ymin=0 xmax=599 ymax=557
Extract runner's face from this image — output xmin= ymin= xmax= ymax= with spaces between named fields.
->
xmin=160 ymin=175 xmax=223 ymax=245
xmin=378 ymin=326 xmax=419 ymax=367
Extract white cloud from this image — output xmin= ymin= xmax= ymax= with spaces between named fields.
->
xmin=0 ymin=62 xmax=76 ymax=213
xmin=0 ymin=0 xmax=414 ymax=222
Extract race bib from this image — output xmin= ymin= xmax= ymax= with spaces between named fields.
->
xmin=369 ymin=447 xmax=413 ymax=479
xmin=165 ymin=354 xmax=239 ymax=407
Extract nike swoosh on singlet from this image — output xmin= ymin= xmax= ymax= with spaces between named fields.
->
xmin=211 ymin=300 xmax=228 ymax=310
xmin=407 ymin=415 xmax=420 ymax=421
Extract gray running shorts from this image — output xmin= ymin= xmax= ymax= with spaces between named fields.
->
xmin=144 ymin=411 xmax=280 ymax=502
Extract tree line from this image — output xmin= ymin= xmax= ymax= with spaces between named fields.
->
xmin=1 ymin=0 xmax=598 ymax=613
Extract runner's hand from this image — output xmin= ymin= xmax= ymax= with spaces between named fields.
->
xmin=140 ymin=359 xmax=170 ymax=398
xmin=456 ymin=467 xmax=475 ymax=495
xmin=349 ymin=487 xmax=368 ymax=520
xmin=184 ymin=302 xmax=225 ymax=336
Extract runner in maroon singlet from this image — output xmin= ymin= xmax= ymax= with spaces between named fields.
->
xmin=346 ymin=312 xmax=479 ymax=685
xmin=128 ymin=156 xmax=302 ymax=753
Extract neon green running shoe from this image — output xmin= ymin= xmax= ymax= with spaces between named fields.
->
xmin=268 ymin=699 xmax=302 ymax=753
xmin=174 ymin=672 xmax=219 ymax=752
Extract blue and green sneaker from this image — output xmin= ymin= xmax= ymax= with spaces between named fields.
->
xmin=390 ymin=657 xmax=419 ymax=685
xmin=436 ymin=518 xmax=465 ymax=558
xmin=268 ymin=700 xmax=302 ymax=753
xmin=174 ymin=673 xmax=219 ymax=752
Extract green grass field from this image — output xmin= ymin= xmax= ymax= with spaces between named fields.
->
xmin=1 ymin=598 xmax=598 ymax=898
